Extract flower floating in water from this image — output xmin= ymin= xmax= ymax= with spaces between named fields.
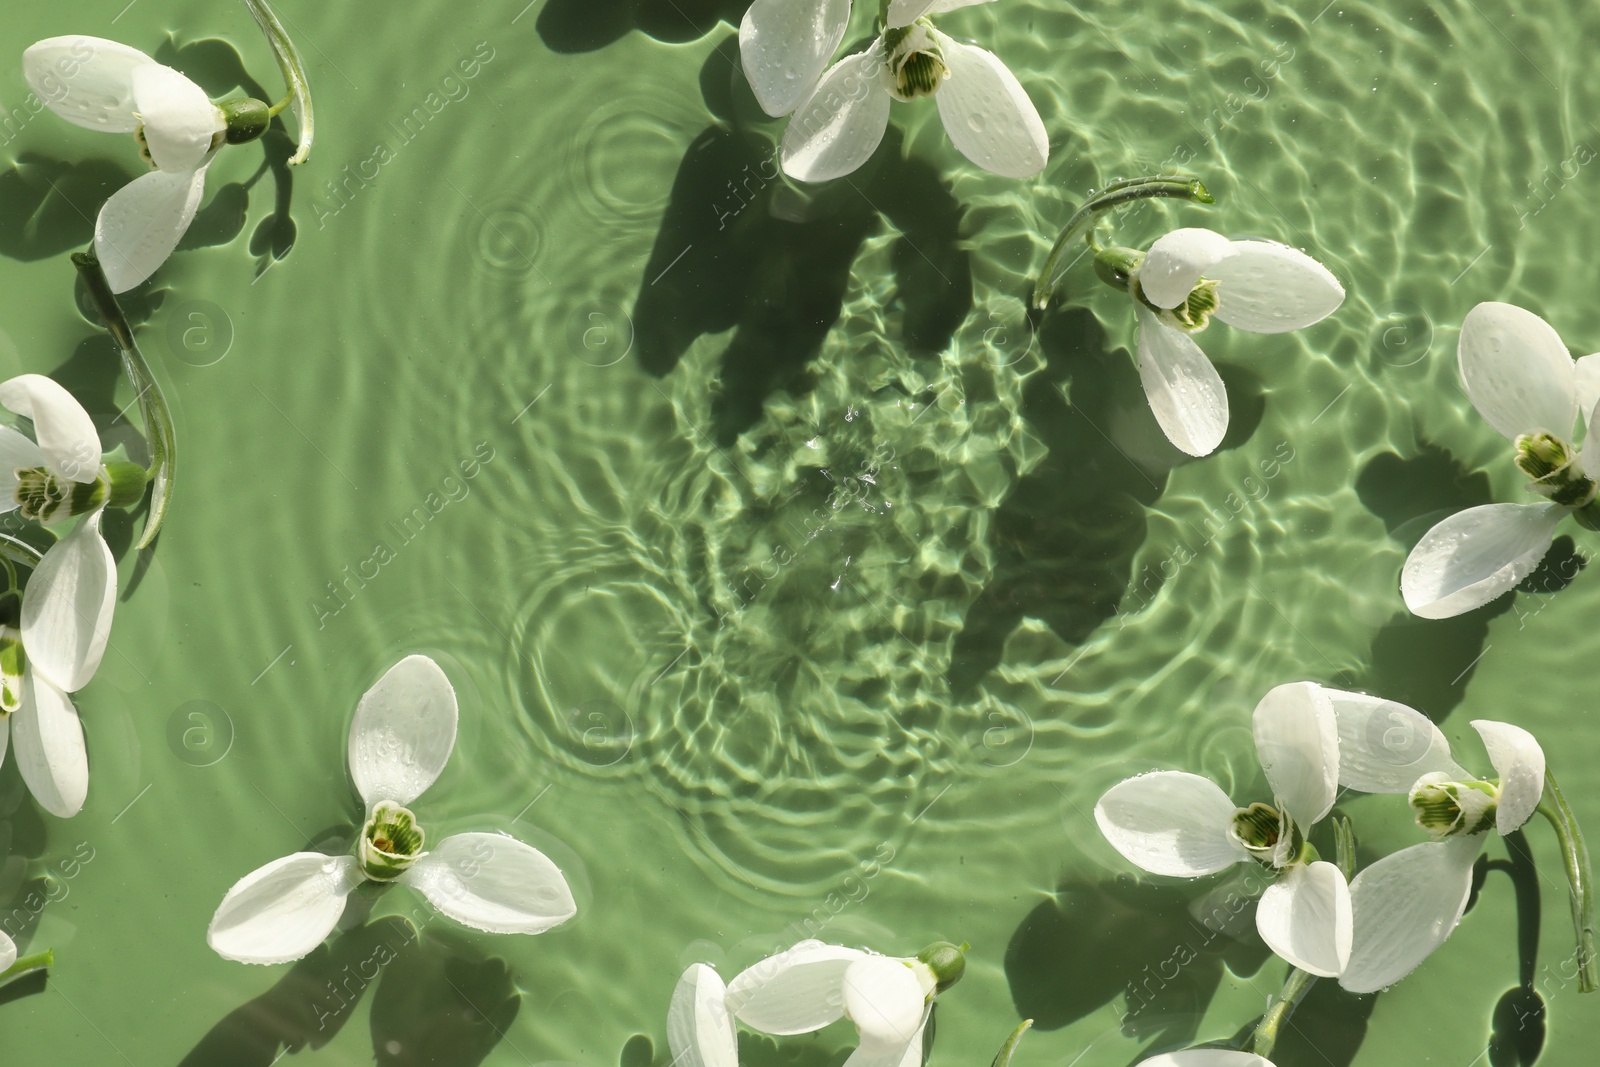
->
xmin=1401 ymin=302 xmax=1600 ymax=618
xmin=0 ymin=375 xmax=138 ymax=817
xmin=740 ymin=0 xmax=1048 ymax=181
xmin=208 ymin=655 xmax=577 ymax=964
xmin=1095 ymin=682 xmax=1352 ymax=977
xmin=1329 ymin=694 xmax=1546 ymax=992
xmin=1118 ymin=227 xmax=1344 ymax=456
xmin=720 ymin=938 xmax=966 ymax=1067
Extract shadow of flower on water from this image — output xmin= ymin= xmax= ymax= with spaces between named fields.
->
xmin=635 ymin=36 xmax=972 ymax=446
xmin=536 ymin=0 xmax=751 ymax=54
xmin=0 ymin=779 xmax=51 ymax=1009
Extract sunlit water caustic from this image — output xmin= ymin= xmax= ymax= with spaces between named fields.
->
xmin=1 ymin=0 xmax=1598 ymax=1064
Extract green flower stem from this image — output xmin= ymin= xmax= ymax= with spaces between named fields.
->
xmin=243 ymin=0 xmax=315 ymax=163
xmin=71 ymin=253 xmax=176 ymax=549
xmin=989 ymin=1018 xmax=1033 ymax=1067
xmin=1 ymin=948 xmax=53 ymax=983
xmin=1249 ymin=965 xmax=1316 ymax=1060
xmin=1536 ymin=767 xmax=1597 ymax=992
xmin=1031 ymin=175 xmax=1215 ymax=310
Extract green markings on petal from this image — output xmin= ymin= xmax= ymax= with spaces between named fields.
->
xmin=14 ymin=463 xmax=144 ymax=524
xmin=358 ymin=800 xmax=427 ymax=881
xmin=884 ymin=22 xmax=948 ymax=103
xmin=1515 ymin=432 xmax=1597 ymax=506
xmin=0 ymin=625 xmax=24 ymax=715
xmin=1170 ymin=279 xmax=1221 ymax=331
xmin=1410 ymin=772 xmax=1499 ymax=839
xmin=1229 ymin=801 xmax=1305 ymax=866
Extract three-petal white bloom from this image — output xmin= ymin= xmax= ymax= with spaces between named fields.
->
xmin=741 ymin=0 xmax=1048 ymax=182
xmin=1402 ymin=302 xmax=1600 ymax=618
xmin=0 ymin=374 xmax=119 ymax=818
xmin=208 ymin=655 xmax=577 ymax=964
xmin=1095 ymin=682 xmax=1352 ymax=977
xmin=23 ymin=36 xmax=228 ymax=293
xmin=1328 ymin=691 xmax=1544 ymax=993
xmin=1127 ymin=228 xmax=1345 ymax=456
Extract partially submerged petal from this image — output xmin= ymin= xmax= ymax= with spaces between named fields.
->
xmin=348 ymin=653 xmax=458 ymax=812
xmin=0 ymin=374 xmax=100 ymax=484
xmin=1327 ymin=688 xmax=1468 ymax=793
xmin=887 ymin=0 xmax=997 ymax=26
xmin=1208 ymin=240 xmax=1345 ymax=333
xmin=1340 ymin=836 xmax=1479 ymax=994
xmin=1457 ymin=302 xmax=1577 ymax=441
xmin=843 ymin=956 xmax=925 ymax=1048
xmin=94 ymin=164 xmax=211 ymax=293
xmin=1254 ymin=860 xmax=1352 ymax=977
xmin=23 ymin=36 xmax=154 ymax=133
xmin=933 ymin=36 xmax=1048 ymax=179
xmin=1140 ymin=1053 xmax=1276 ymax=1067
xmin=739 ymin=0 xmax=852 ymax=117
xmin=207 ymin=852 xmax=362 ymax=965
xmin=1094 ymin=770 xmax=1246 ymax=877
xmin=1139 ymin=228 xmax=1233 ymax=309
xmin=130 ymin=63 xmax=224 ymax=173
xmin=397 ymin=832 xmax=576 ymax=934
xmin=1252 ymin=681 xmax=1339 ymax=828
xmin=1134 ymin=306 xmax=1229 ymax=457
xmin=726 ymin=940 xmax=866 ymax=1033
xmin=0 ymin=929 xmax=14 ymax=971
xmin=21 ymin=514 xmax=116 ymax=693
xmin=668 ymin=964 xmax=739 ymax=1067
xmin=12 ymin=670 xmax=88 ymax=818
xmin=1470 ymin=720 xmax=1545 ymax=835
xmin=1575 ymin=353 xmax=1600 ymax=439
xmin=0 ymin=426 xmax=45 ymax=510
xmin=1400 ymin=502 xmax=1565 ymax=619
xmin=781 ymin=46 xmax=892 ymax=183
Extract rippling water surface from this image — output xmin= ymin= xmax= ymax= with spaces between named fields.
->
xmin=1 ymin=0 xmax=1599 ymax=1064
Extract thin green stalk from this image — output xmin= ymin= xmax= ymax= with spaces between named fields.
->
xmin=71 ymin=253 xmax=175 ymax=549
xmin=243 ymin=0 xmax=315 ymax=163
xmin=1249 ymin=965 xmax=1316 ymax=1060
xmin=1032 ymin=175 xmax=1215 ymax=310
xmin=990 ymin=1018 xmax=1033 ymax=1067
xmin=1537 ymin=767 xmax=1597 ymax=992
xmin=1 ymin=948 xmax=53 ymax=983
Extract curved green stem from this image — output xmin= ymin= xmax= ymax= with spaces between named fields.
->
xmin=1249 ymin=965 xmax=1316 ymax=1060
xmin=1537 ymin=767 xmax=1597 ymax=992
xmin=1032 ymin=175 xmax=1215 ymax=310
xmin=71 ymin=253 xmax=176 ymax=549
xmin=1 ymin=948 xmax=53 ymax=984
xmin=989 ymin=1018 xmax=1033 ymax=1067
xmin=244 ymin=0 xmax=315 ymax=164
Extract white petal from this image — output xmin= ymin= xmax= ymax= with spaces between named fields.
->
xmin=1457 ymin=302 xmax=1577 ymax=441
xmin=668 ymin=964 xmax=739 ymax=1067
xmin=0 ymin=930 xmax=14 ymax=971
xmin=1134 ymin=306 xmax=1229 ymax=457
xmin=130 ymin=64 xmax=223 ymax=173
xmin=207 ymin=852 xmax=362 ymax=965
xmin=347 ymin=654 xmax=458 ymax=811
xmin=95 ymin=164 xmax=211 ymax=293
xmin=739 ymin=0 xmax=852 ymax=117
xmin=1575 ymin=353 xmax=1600 ymax=435
xmin=933 ymin=36 xmax=1047 ymax=179
xmin=397 ymin=832 xmax=576 ymax=935
xmin=1139 ymin=228 xmax=1233 ymax=309
xmin=1208 ymin=240 xmax=1345 ymax=333
xmin=1140 ymin=1053 xmax=1275 ymax=1067
xmin=1255 ymin=861 xmax=1352 ymax=977
xmin=22 ymin=36 xmax=154 ymax=133
xmin=781 ymin=47 xmax=892 ymax=183
xmin=888 ymin=0 xmax=996 ymax=26
xmin=21 ymin=515 xmax=116 ymax=693
xmin=1470 ymin=720 xmax=1545 ymax=835
xmin=1340 ymin=836 xmax=1479 ymax=993
xmin=0 ymin=374 xmax=100 ymax=484
xmin=0 ymin=425 xmax=45 ymax=510
xmin=843 ymin=956 xmax=925 ymax=1050
xmin=1252 ymin=682 xmax=1338 ymax=829
xmin=1094 ymin=770 xmax=1246 ymax=877
xmin=1400 ymin=502 xmax=1565 ymax=619
xmin=11 ymin=670 xmax=87 ymax=818
xmin=1327 ymin=688 xmax=1468 ymax=793
xmin=726 ymin=940 xmax=867 ymax=1033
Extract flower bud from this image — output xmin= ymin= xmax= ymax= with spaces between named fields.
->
xmin=358 ymin=800 xmax=426 ymax=880
xmin=916 ymin=940 xmax=967 ymax=993
xmin=1408 ymin=772 xmax=1498 ymax=839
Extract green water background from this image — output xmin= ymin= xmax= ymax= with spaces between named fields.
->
xmin=1 ymin=0 xmax=1598 ymax=1064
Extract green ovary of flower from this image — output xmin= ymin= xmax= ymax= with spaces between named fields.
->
xmin=1514 ymin=432 xmax=1597 ymax=506
xmin=1409 ymin=772 xmax=1499 ymax=839
xmin=358 ymin=800 xmax=426 ymax=880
